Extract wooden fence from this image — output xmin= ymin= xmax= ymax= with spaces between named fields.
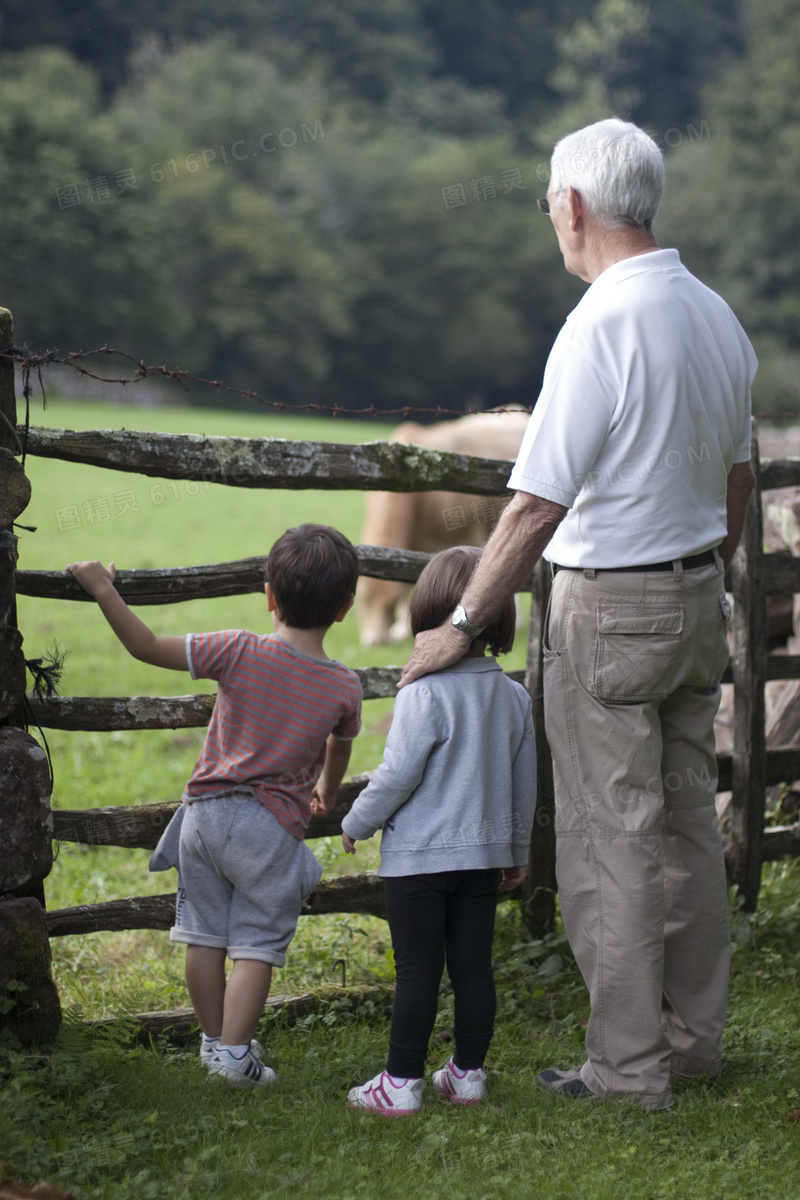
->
xmin=4 ymin=333 xmax=800 ymax=967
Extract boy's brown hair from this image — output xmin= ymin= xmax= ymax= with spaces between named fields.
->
xmin=409 ymin=545 xmax=515 ymax=656
xmin=267 ymin=524 xmax=358 ymax=628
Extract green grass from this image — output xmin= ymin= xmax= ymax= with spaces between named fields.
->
xmin=7 ymin=397 xmax=800 ymax=1198
xmin=3 ymin=865 xmax=800 ymax=1200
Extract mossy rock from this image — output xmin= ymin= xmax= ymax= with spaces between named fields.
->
xmin=0 ymin=898 xmax=61 ymax=1047
xmin=0 ymin=728 xmax=53 ymax=890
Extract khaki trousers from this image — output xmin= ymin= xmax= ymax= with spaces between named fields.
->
xmin=543 ymin=556 xmax=731 ymax=1110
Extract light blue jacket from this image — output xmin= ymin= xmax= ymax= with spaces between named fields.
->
xmin=342 ymin=657 xmax=536 ymax=876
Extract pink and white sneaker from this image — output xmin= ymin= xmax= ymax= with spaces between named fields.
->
xmin=347 ymin=1071 xmax=425 ymax=1116
xmin=431 ymin=1058 xmax=487 ymax=1105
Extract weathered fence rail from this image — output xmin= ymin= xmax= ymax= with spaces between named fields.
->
xmin=15 ymin=546 xmax=435 ymax=603
xmin=46 ymin=872 xmax=388 ymax=938
xmin=27 ymin=670 xmax=529 ymax=730
xmin=22 ymin=425 xmax=516 ymax=494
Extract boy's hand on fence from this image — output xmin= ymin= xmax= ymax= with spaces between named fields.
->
xmin=342 ymin=832 xmax=357 ymax=855
xmin=499 ymin=864 xmax=528 ymax=893
xmin=66 ymin=560 xmax=117 ymax=598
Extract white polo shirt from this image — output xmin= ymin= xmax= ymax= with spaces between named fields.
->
xmin=507 ymin=249 xmax=757 ymax=567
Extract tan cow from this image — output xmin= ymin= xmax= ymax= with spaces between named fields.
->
xmin=357 ymin=408 xmax=530 ymax=646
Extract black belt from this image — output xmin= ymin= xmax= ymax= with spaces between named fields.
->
xmin=552 ymin=549 xmax=717 ymax=576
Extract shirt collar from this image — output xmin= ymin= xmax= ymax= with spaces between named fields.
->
xmin=435 ymin=656 xmax=504 ymax=675
xmin=566 ymin=248 xmax=683 ymax=323
xmin=592 ymin=247 xmax=682 ymax=287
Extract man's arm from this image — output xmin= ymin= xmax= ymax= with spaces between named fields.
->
xmin=66 ymin=561 xmax=188 ymax=670
xmin=719 ymin=460 xmax=757 ymax=569
xmin=399 ymin=490 xmax=567 ymax=686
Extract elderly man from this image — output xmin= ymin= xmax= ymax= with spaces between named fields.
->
xmin=400 ymin=118 xmax=757 ymax=1111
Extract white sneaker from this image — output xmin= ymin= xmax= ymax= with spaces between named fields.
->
xmin=200 ymin=1036 xmax=264 ymax=1068
xmin=207 ymin=1047 xmax=278 ymax=1089
xmin=347 ymin=1071 xmax=424 ymax=1116
xmin=431 ymin=1058 xmax=487 ymax=1105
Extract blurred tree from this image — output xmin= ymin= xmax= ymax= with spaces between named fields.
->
xmin=0 ymin=0 xmax=438 ymax=104
xmin=0 ymin=6 xmax=759 ymax=416
xmin=0 ymin=48 xmax=181 ymax=356
xmin=307 ymin=132 xmax=575 ymax=412
xmin=33 ymin=37 xmax=574 ymax=411
xmin=105 ymin=39 xmax=360 ymax=394
xmin=657 ymin=0 xmax=800 ymax=415
xmin=1 ymin=0 xmax=743 ymax=134
xmin=541 ymin=0 xmax=650 ymax=144
xmin=627 ymin=1 xmax=744 ymax=136
xmin=418 ymin=0 xmax=594 ymax=127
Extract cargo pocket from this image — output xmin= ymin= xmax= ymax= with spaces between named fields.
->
xmin=590 ymin=601 xmax=684 ymax=703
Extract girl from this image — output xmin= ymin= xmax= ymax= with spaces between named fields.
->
xmin=342 ymin=546 xmax=536 ymax=1115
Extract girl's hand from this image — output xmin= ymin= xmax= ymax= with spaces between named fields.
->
xmin=66 ymin=560 xmax=117 ymax=598
xmin=342 ymin=833 xmax=357 ymax=855
xmin=499 ymin=864 xmax=528 ymax=893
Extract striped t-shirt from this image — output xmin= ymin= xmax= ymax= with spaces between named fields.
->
xmin=183 ymin=630 xmax=362 ymax=839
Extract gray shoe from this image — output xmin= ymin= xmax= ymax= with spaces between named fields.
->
xmin=207 ymin=1047 xmax=278 ymax=1089
xmin=200 ymin=1036 xmax=264 ymax=1068
xmin=536 ymin=1066 xmax=596 ymax=1099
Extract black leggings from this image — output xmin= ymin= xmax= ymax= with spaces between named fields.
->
xmin=384 ymin=868 xmax=502 ymax=1079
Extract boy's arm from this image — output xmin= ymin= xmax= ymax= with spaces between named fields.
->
xmin=66 ymin=561 xmax=188 ymax=671
xmin=311 ymin=733 xmax=352 ymax=817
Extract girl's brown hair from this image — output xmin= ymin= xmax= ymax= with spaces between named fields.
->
xmin=409 ymin=545 xmax=515 ymax=656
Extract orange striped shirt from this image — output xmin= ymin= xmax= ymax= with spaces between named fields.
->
xmin=184 ymin=631 xmax=362 ymax=838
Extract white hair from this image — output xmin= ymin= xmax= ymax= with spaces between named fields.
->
xmin=550 ymin=118 xmax=664 ymax=232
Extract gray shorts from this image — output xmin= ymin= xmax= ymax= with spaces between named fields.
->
xmin=160 ymin=793 xmax=322 ymax=966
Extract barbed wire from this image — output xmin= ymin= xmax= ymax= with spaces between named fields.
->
xmin=3 ymin=343 xmax=799 ymax=424
xmin=1 ymin=345 xmax=528 ymax=421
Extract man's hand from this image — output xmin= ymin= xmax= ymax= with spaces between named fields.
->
xmin=399 ymin=490 xmax=567 ymax=689
xmin=342 ymin=832 xmax=357 ymax=855
xmin=399 ymin=622 xmax=472 ymax=689
xmin=66 ymin=560 xmax=117 ymax=598
xmin=499 ymin=864 xmax=528 ymax=893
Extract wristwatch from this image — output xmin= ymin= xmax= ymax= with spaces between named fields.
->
xmin=451 ymin=603 xmax=485 ymax=638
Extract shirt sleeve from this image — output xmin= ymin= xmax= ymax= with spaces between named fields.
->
xmin=507 ymin=335 xmax=616 ymax=507
xmin=186 ymin=630 xmax=245 ymax=681
xmin=332 ymin=675 xmax=363 ymax=741
xmin=732 ymin=393 xmax=754 ymax=464
xmin=341 ymin=683 xmax=440 ymax=841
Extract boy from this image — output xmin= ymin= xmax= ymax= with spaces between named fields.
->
xmin=67 ymin=524 xmax=362 ymax=1088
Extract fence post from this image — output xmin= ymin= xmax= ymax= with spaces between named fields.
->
xmin=521 ymin=559 xmax=556 ymax=935
xmin=0 ymin=309 xmax=60 ymax=1043
xmin=728 ymin=431 xmax=767 ymax=910
xmin=0 ymin=307 xmax=29 ymax=731
xmin=0 ymin=308 xmax=54 ymax=901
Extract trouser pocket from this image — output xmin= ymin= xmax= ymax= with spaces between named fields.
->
xmin=589 ymin=601 xmax=684 ymax=703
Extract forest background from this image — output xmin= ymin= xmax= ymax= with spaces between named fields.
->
xmin=1 ymin=0 xmax=799 ymax=419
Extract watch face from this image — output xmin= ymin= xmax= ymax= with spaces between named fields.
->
xmin=451 ymin=605 xmax=482 ymax=636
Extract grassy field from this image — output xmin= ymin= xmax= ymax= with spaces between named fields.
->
xmin=4 ymin=398 xmax=800 ymax=1199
